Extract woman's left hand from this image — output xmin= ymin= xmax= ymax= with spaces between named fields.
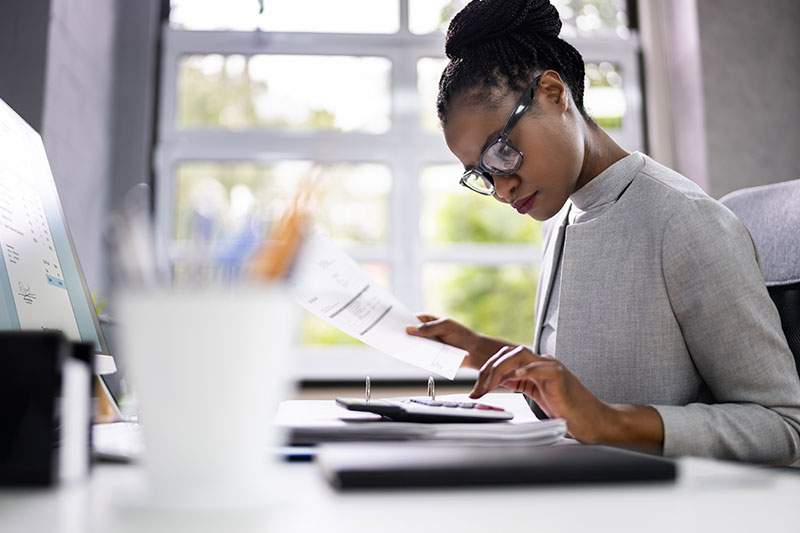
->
xmin=469 ymin=345 xmax=614 ymax=444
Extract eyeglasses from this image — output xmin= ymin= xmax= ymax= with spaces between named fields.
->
xmin=459 ymin=74 xmax=542 ymax=196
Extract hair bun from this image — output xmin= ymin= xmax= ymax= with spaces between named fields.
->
xmin=445 ymin=0 xmax=563 ymax=60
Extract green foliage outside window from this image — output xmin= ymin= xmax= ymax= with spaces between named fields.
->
xmin=431 ymin=194 xmax=540 ymax=346
xmin=434 ymin=194 xmax=539 ymax=245
xmin=178 ymin=56 xmax=341 ymax=130
xmin=302 ymin=315 xmax=362 ymax=346
xmin=439 ymin=265 xmax=538 ymax=346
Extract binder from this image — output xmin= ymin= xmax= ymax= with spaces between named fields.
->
xmin=276 ymin=391 xmax=566 ymax=446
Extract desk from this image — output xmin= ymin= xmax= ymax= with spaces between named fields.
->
xmin=2 ymin=457 xmax=799 ymax=533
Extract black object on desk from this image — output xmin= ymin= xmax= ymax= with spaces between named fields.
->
xmin=0 ymin=331 xmax=94 ymax=486
xmin=318 ymin=443 xmax=676 ymax=490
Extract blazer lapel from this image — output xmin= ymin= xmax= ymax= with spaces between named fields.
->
xmin=533 ymin=203 xmax=572 ymax=353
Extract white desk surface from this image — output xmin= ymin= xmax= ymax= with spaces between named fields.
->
xmin=4 ymin=392 xmax=800 ymax=533
xmin=2 ymin=458 xmax=800 ymax=533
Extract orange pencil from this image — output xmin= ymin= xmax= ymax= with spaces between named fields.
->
xmin=248 ymin=171 xmax=317 ymax=281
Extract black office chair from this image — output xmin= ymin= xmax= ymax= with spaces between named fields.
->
xmin=720 ymin=179 xmax=800 ymax=372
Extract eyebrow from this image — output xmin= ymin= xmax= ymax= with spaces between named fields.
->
xmin=464 ymin=128 xmax=502 ymax=171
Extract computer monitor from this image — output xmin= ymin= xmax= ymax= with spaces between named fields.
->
xmin=0 ymin=97 xmax=116 ymax=379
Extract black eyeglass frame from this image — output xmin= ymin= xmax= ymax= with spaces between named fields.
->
xmin=459 ymin=74 xmax=543 ymax=196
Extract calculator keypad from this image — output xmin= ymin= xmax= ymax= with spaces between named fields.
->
xmin=336 ymin=396 xmax=513 ymax=422
xmin=409 ymin=398 xmax=506 ymax=412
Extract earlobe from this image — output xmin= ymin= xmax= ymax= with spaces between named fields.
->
xmin=560 ymin=91 xmax=570 ymax=112
xmin=551 ymin=86 xmax=570 ymax=114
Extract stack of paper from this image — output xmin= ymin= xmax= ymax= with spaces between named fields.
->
xmin=276 ymin=393 xmax=567 ymax=447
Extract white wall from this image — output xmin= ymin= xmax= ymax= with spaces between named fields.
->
xmin=641 ymin=0 xmax=800 ymax=199
xmin=696 ymin=0 xmax=800 ymax=198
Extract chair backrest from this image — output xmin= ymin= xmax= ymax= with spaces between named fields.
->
xmin=720 ymin=179 xmax=800 ymax=372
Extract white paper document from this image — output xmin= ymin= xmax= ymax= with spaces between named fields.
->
xmin=289 ymin=233 xmax=466 ymax=379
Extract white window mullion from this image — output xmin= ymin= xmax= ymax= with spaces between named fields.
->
xmin=388 ymin=46 xmax=423 ymax=312
xmin=423 ymin=244 xmax=541 ymax=265
xmin=155 ymin=23 xmax=180 ymax=244
xmin=163 ymin=28 xmax=443 ymax=57
xmin=398 ymin=0 xmax=409 ymax=35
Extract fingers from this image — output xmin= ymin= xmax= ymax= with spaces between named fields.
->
xmin=405 ymin=316 xmax=449 ymax=337
xmin=470 ymin=346 xmax=547 ymax=399
xmin=511 ymin=361 xmax=566 ymax=385
xmin=498 ymin=374 xmax=554 ymax=418
xmin=496 ymin=375 xmax=532 ymax=395
xmin=470 ymin=345 xmax=524 ymax=398
xmin=509 ymin=362 xmax=562 ymax=416
xmin=405 ymin=313 xmax=439 ymax=335
xmin=506 ymin=361 xmax=550 ymax=388
xmin=477 ymin=345 xmax=513 ymax=374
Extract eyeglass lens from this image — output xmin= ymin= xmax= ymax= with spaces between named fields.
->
xmin=482 ymin=140 xmax=522 ymax=174
xmin=462 ymin=170 xmax=494 ymax=194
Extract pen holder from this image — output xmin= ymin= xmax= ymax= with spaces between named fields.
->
xmin=116 ymin=284 xmax=298 ymax=509
xmin=0 ymin=331 xmax=94 ymax=486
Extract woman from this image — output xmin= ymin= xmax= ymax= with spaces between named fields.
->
xmin=407 ymin=0 xmax=800 ymax=464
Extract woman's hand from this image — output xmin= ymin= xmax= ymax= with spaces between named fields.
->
xmin=405 ymin=314 xmax=506 ymax=370
xmin=470 ymin=345 xmax=664 ymax=451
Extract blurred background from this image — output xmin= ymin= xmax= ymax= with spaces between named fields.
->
xmin=1 ymin=0 xmax=798 ymax=390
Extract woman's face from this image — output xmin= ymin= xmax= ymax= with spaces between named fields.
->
xmin=442 ymin=71 xmax=586 ymax=221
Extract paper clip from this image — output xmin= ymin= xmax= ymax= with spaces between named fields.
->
xmin=427 ymin=376 xmax=435 ymax=401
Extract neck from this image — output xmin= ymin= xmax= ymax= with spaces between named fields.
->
xmin=573 ymin=121 xmax=629 ymax=194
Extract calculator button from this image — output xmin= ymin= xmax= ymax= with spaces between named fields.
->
xmin=475 ymin=404 xmax=492 ymax=410
xmin=410 ymin=398 xmax=441 ymax=406
xmin=412 ymin=399 xmax=443 ymax=406
xmin=442 ymin=402 xmax=459 ymax=408
xmin=458 ymin=402 xmax=475 ymax=409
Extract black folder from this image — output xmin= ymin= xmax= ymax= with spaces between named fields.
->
xmin=317 ymin=443 xmax=676 ymax=490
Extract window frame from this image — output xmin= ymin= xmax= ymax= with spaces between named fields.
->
xmin=155 ymin=0 xmax=643 ymax=379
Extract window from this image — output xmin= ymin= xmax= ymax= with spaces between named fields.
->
xmin=177 ymin=55 xmax=391 ymax=132
xmin=157 ymin=0 xmax=643 ymax=379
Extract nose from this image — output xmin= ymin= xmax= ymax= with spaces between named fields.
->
xmin=492 ymin=174 xmax=519 ymax=203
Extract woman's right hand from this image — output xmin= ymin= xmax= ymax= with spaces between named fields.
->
xmin=405 ymin=314 xmax=505 ymax=370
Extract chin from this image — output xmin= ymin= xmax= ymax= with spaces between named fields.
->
xmin=527 ymin=210 xmax=548 ymax=221
xmin=530 ymin=202 xmax=559 ymax=221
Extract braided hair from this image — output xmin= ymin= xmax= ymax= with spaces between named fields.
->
xmin=437 ymin=0 xmax=589 ymax=125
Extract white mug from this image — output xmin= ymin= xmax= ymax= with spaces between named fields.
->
xmin=117 ymin=285 xmax=296 ymax=509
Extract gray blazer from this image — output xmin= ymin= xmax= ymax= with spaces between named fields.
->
xmin=531 ymin=152 xmax=800 ymax=464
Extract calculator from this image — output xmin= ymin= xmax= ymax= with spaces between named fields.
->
xmin=335 ymin=397 xmax=514 ymax=423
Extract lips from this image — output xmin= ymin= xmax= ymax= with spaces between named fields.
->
xmin=512 ymin=192 xmax=538 ymax=214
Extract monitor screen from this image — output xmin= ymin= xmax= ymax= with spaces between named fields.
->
xmin=0 ymin=97 xmax=112 ymax=369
